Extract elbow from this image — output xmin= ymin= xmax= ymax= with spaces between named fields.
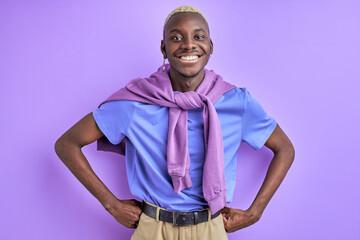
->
xmin=290 ymin=145 xmax=295 ymax=163
xmin=275 ymin=139 xmax=295 ymax=165
xmin=54 ymin=137 xmax=65 ymax=159
xmin=285 ymin=141 xmax=295 ymax=165
xmin=54 ymin=135 xmax=82 ymax=163
xmin=54 ymin=135 xmax=73 ymax=160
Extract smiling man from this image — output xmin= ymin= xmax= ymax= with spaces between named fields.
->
xmin=162 ymin=10 xmax=213 ymax=90
xmin=55 ymin=6 xmax=294 ymax=240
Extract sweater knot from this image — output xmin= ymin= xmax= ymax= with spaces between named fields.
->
xmin=174 ymin=91 xmax=205 ymax=110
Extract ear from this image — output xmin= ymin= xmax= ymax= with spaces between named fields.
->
xmin=210 ymin=39 xmax=214 ymax=54
xmin=161 ymin=40 xmax=167 ymax=59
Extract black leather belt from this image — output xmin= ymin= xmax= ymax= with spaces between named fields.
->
xmin=142 ymin=201 xmax=221 ymax=227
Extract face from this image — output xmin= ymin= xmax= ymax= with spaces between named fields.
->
xmin=161 ymin=13 xmax=213 ymax=78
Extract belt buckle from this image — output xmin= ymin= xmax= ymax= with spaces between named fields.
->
xmin=172 ymin=211 xmax=191 ymax=227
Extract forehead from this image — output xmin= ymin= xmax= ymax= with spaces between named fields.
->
xmin=164 ymin=12 xmax=209 ymax=34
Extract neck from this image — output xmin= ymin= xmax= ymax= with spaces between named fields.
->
xmin=169 ymin=67 xmax=205 ymax=92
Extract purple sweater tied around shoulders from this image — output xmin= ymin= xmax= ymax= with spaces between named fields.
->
xmin=97 ymin=64 xmax=236 ymax=214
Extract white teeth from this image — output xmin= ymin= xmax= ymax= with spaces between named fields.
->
xmin=180 ymin=55 xmax=199 ymax=61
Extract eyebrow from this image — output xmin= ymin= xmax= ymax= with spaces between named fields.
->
xmin=169 ymin=28 xmax=207 ymax=34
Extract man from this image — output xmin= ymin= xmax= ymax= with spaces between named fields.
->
xmin=55 ymin=6 xmax=294 ymax=240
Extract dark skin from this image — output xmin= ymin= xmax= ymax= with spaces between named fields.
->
xmin=222 ymin=124 xmax=294 ymax=232
xmin=161 ymin=12 xmax=213 ymax=92
xmin=55 ymin=12 xmax=295 ymax=233
xmin=54 ymin=113 xmax=142 ymax=229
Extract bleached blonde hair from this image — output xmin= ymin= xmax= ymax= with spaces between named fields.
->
xmin=163 ymin=6 xmax=209 ymax=39
xmin=164 ymin=6 xmax=208 ymax=27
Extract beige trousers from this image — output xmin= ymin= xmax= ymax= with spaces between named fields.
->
xmin=131 ymin=203 xmax=228 ymax=240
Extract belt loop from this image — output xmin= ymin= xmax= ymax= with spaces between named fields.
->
xmin=156 ymin=206 xmax=160 ymax=222
xmin=194 ymin=211 xmax=199 ymax=224
xmin=172 ymin=212 xmax=176 ymax=226
xmin=208 ymin=209 xmax=211 ymax=222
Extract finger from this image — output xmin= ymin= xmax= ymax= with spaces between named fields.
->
xmin=222 ymin=219 xmax=229 ymax=232
xmin=226 ymin=216 xmax=237 ymax=230
xmin=128 ymin=212 xmax=141 ymax=222
xmin=132 ymin=221 xmax=139 ymax=229
xmin=131 ymin=199 xmax=142 ymax=207
xmin=133 ymin=207 xmax=143 ymax=215
xmin=221 ymin=207 xmax=230 ymax=211
xmin=129 ymin=201 xmax=142 ymax=211
xmin=126 ymin=219 xmax=139 ymax=229
xmin=223 ymin=217 xmax=228 ymax=231
xmin=226 ymin=228 xmax=235 ymax=233
xmin=134 ymin=212 xmax=141 ymax=221
xmin=222 ymin=214 xmax=228 ymax=226
xmin=222 ymin=212 xmax=229 ymax=221
xmin=129 ymin=224 xmax=137 ymax=229
xmin=125 ymin=204 xmax=142 ymax=216
xmin=227 ymin=209 xmax=235 ymax=218
xmin=221 ymin=207 xmax=230 ymax=213
xmin=129 ymin=199 xmax=138 ymax=206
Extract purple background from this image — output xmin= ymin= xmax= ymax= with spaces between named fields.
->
xmin=1 ymin=0 xmax=359 ymax=239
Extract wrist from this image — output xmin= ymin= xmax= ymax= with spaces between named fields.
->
xmin=101 ymin=195 xmax=119 ymax=212
xmin=247 ymin=205 xmax=263 ymax=222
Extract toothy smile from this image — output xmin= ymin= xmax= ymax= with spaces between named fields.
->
xmin=179 ymin=55 xmax=200 ymax=61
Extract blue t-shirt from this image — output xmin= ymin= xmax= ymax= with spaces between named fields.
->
xmin=93 ymin=88 xmax=276 ymax=212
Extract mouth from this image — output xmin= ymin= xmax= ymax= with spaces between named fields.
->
xmin=178 ymin=55 xmax=201 ymax=63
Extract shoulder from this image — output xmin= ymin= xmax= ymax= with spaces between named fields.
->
xmin=99 ymin=99 xmax=148 ymax=110
xmin=99 ymin=100 xmax=167 ymax=118
xmin=97 ymin=100 xmax=132 ymax=114
xmin=216 ymin=87 xmax=248 ymax=103
xmin=231 ymin=87 xmax=249 ymax=97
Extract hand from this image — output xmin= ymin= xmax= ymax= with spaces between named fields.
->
xmin=106 ymin=199 xmax=142 ymax=229
xmin=221 ymin=207 xmax=261 ymax=233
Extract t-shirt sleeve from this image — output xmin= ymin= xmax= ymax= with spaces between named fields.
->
xmin=92 ymin=100 xmax=133 ymax=145
xmin=240 ymin=88 xmax=277 ymax=150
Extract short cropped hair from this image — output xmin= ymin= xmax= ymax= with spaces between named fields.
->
xmin=164 ymin=6 xmax=208 ymax=27
xmin=163 ymin=6 xmax=209 ymax=39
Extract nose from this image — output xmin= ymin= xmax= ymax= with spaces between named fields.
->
xmin=181 ymin=37 xmax=196 ymax=50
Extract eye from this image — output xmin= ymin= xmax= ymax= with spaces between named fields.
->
xmin=194 ymin=35 xmax=205 ymax=40
xmin=171 ymin=35 xmax=183 ymax=41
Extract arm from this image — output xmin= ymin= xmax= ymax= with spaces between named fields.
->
xmin=54 ymin=113 xmax=142 ymax=228
xmin=222 ymin=124 xmax=295 ymax=232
